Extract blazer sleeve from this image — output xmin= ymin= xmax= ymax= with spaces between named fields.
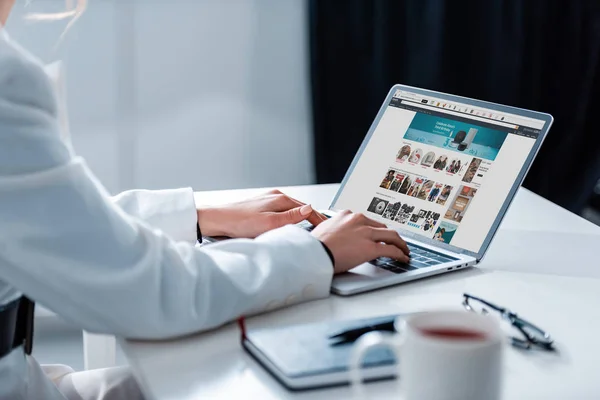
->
xmin=0 ymin=35 xmax=333 ymax=339
xmin=111 ymin=189 xmax=198 ymax=243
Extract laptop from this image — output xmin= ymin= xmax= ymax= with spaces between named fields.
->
xmin=300 ymin=84 xmax=553 ymax=296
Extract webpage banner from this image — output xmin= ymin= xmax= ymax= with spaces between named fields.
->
xmin=403 ymin=113 xmax=509 ymax=161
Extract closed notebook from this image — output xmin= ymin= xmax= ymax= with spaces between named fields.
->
xmin=243 ymin=315 xmax=399 ymax=390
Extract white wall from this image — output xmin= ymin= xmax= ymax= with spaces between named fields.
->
xmin=6 ymin=0 xmax=314 ymax=194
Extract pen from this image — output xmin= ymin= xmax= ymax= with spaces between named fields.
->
xmin=329 ymin=319 xmax=396 ymax=345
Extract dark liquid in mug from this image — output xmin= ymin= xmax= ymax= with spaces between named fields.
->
xmin=419 ymin=327 xmax=487 ymax=341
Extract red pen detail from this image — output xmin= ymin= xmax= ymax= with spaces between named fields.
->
xmin=237 ymin=316 xmax=247 ymax=342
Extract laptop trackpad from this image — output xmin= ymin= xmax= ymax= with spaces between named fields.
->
xmin=333 ymin=262 xmax=396 ymax=284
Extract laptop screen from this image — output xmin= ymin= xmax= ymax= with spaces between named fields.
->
xmin=331 ymin=87 xmax=549 ymax=256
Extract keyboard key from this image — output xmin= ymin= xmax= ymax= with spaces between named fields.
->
xmin=372 ymin=258 xmax=410 ymax=271
xmin=380 ymin=264 xmax=407 ymax=274
xmin=370 ymin=246 xmax=458 ymax=272
xmin=406 ymin=245 xmax=459 ymax=261
xmin=408 ymin=260 xmax=429 ymax=268
xmin=389 ymin=260 xmax=418 ymax=271
xmin=403 ymin=263 xmax=418 ymax=271
xmin=385 ymin=260 xmax=407 ymax=269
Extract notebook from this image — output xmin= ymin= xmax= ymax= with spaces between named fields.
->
xmin=243 ymin=315 xmax=400 ymax=390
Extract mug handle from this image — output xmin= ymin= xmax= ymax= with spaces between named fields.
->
xmin=348 ymin=330 xmax=404 ymax=399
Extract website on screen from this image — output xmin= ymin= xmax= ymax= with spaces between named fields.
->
xmin=333 ymin=90 xmax=545 ymax=253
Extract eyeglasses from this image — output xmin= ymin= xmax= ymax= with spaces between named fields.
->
xmin=462 ymin=293 xmax=555 ymax=351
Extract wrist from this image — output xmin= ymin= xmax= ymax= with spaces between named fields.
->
xmin=196 ymin=207 xmax=226 ymax=237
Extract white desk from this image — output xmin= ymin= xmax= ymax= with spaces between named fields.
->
xmin=121 ymin=185 xmax=600 ymax=399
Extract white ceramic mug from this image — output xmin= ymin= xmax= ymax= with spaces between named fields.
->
xmin=349 ymin=311 xmax=504 ymax=400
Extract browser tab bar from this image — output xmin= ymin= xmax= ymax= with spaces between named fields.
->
xmin=394 ymin=89 xmax=545 ymax=130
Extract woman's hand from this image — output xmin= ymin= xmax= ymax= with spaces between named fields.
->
xmin=197 ymin=189 xmax=327 ymax=238
xmin=311 ymin=210 xmax=410 ymax=274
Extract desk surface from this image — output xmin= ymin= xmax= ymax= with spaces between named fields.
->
xmin=122 ymin=185 xmax=600 ymax=400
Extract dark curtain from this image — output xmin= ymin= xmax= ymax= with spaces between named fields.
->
xmin=309 ymin=0 xmax=600 ymax=213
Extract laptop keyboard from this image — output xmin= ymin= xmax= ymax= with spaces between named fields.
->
xmin=298 ymin=221 xmax=458 ymax=273
xmin=372 ymin=243 xmax=458 ymax=273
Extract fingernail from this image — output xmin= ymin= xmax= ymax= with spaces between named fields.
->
xmin=300 ymin=204 xmax=313 ymax=216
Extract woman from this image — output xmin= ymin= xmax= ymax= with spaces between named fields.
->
xmin=446 ymin=160 xmax=456 ymax=173
xmin=428 ymin=186 xmax=440 ymax=202
xmin=433 ymin=156 xmax=442 ymax=170
xmin=454 ymin=160 xmax=462 ymax=174
xmin=379 ymin=170 xmax=395 ymax=189
xmin=0 ymin=1 xmax=410 ymax=399
xmin=396 ymin=145 xmax=410 ymax=161
xmin=439 ymin=156 xmax=447 ymax=170
xmin=398 ymin=176 xmax=411 ymax=194
xmin=434 ymin=228 xmax=446 ymax=241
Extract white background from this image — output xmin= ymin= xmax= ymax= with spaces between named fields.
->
xmin=7 ymin=0 xmax=315 ymax=194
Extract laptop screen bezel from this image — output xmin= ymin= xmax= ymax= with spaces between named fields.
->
xmin=328 ymin=84 xmax=554 ymax=261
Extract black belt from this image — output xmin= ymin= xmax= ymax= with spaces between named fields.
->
xmin=0 ymin=296 xmax=35 ymax=359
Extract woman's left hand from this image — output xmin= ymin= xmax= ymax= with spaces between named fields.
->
xmin=197 ymin=189 xmax=328 ymax=238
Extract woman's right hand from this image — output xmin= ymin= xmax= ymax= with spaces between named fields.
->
xmin=311 ymin=210 xmax=410 ymax=274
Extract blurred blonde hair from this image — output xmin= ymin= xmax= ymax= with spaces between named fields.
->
xmin=26 ymin=0 xmax=86 ymax=40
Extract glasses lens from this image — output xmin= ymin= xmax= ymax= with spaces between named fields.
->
xmin=464 ymin=298 xmax=492 ymax=315
xmin=519 ymin=321 xmax=552 ymax=345
xmin=465 ymin=299 xmax=521 ymax=336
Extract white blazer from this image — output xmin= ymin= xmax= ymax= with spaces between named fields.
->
xmin=0 ymin=30 xmax=332 ymax=399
